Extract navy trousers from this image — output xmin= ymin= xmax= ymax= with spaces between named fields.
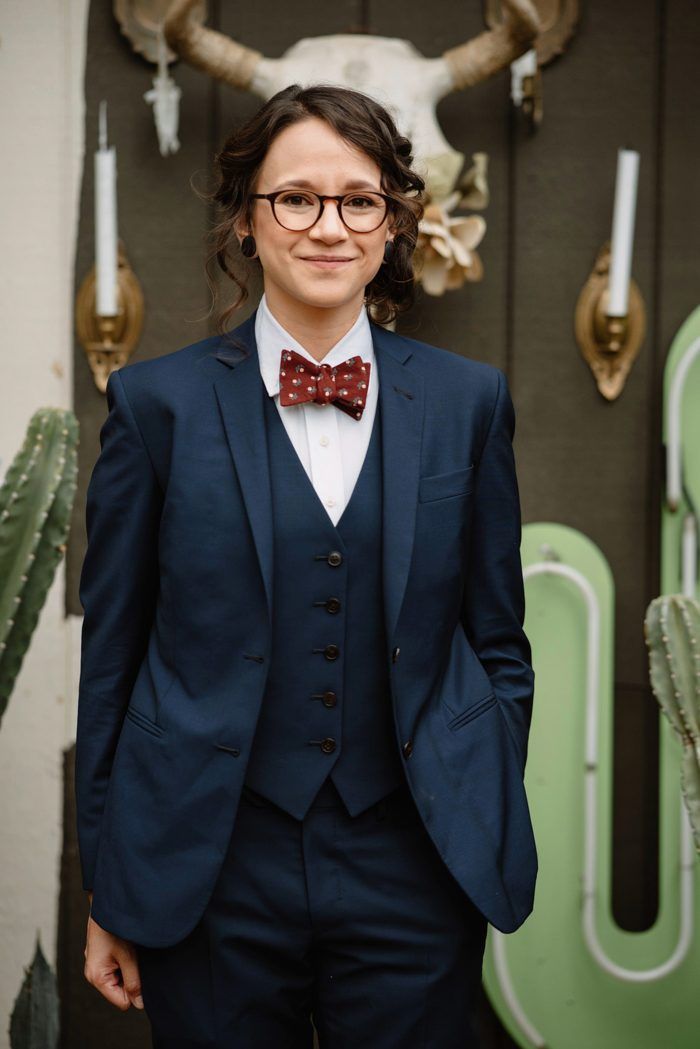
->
xmin=135 ymin=778 xmax=488 ymax=1048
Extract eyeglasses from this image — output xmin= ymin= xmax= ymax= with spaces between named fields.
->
xmin=249 ymin=189 xmax=394 ymax=233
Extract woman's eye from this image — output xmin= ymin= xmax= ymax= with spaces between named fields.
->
xmin=279 ymin=193 xmax=314 ymax=207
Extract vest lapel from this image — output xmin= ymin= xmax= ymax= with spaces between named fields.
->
xmin=212 ymin=310 xmax=425 ymax=645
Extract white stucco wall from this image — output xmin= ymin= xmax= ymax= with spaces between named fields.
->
xmin=0 ymin=0 xmax=89 ymax=1041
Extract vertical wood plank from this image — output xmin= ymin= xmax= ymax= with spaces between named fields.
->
xmin=67 ymin=0 xmax=215 ymax=616
xmin=512 ymin=0 xmax=662 ymax=930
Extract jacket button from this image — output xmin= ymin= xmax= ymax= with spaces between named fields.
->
xmin=402 ymin=740 xmax=413 ymax=758
xmin=327 ymin=551 xmax=343 ymax=566
xmin=321 ymin=737 xmax=336 ymax=754
xmin=324 ymin=644 xmax=340 ymax=660
xmin=322 ymin=690 xmax=337 ymax=708
xmin=392 ymin=646 xmax=401 ymax=663
xmin=326 ymin=597 xmax=341 ymax=613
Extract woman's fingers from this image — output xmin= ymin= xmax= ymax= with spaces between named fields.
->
xmin=116 ymin=941 xmax=145 ymax=1009
xmin=84 ymin=915 xmax=144 ymax=1011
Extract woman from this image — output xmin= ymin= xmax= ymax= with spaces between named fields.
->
xmin=77 ymin=83 xmax=537 ymax=1048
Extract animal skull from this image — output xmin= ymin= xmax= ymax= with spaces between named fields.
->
xmin=164 ymin=0 xmax=539 ymax=201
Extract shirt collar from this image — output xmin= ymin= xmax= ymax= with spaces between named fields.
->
xmin=255 ymin=291 xmax=374 ymax=398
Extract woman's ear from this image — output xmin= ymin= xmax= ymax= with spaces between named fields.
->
xmin=232 ymin=212 xmax=253 ymax=242
xmin=233 ymin=221 xmax=248 ymax=244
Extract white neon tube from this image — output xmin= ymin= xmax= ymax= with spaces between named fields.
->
xmin=666 ymin=335 xmax=700 ymax=512
xmin=490 ymin=555 xmax=695 ymax=1045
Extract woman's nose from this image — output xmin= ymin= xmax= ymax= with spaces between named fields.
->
xmin=309 ymin=200 xmax=349 ymax=240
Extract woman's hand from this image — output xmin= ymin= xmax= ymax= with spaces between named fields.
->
xmin=84 ymin=894 xmax=144 ymax=1011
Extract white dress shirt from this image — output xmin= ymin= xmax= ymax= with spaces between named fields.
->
xmin=255 ymin=292 xmax=378 ymax=526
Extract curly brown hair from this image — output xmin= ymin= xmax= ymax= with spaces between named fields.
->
xmin=201 ymin=83 xmax=425 ymax=332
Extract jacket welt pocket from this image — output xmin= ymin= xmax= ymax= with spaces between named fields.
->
xmin=446 ymin=692 xmax=497 ymax=731
xmin=418 ymin=465 xmax=474 ymax=503
xmin=124 ymin=705 xmax=165 ymax=738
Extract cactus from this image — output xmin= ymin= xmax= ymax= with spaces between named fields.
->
xmin=0 ymin=408 xmax=79 ymax=723
xmin=644 ymin=594 xmax=700 ymax=851
xmin=9 ymin=935 xmax=60 ymax=1049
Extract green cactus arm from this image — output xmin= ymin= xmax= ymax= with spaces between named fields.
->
xmin=675 ymin=597 xmax=700 ymax=744
xmin=644 ymin=596 xmax=689 ymax=739
xmin=9 ymin=935 xmax=60 ymax=1049
xmin=0 ymin=409 xmax=79 ymax=721
xmin=681 ymin=746 xmax=700 ymax=852
xmin=645 ymin=592 xmax=700 ymax=852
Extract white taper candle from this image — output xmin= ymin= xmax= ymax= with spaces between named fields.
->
xmin=94 ymin=100 xmax=118 ymax=316
xmin=608 ymin=148 xmax=640 ymax=317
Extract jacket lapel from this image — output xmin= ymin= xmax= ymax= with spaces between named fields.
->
xmin=373 ymin=325 xmax=424 ymax=642
xmin=212 ymin=314 xmax=274 ymax=625
xmin=212 ymin=309 xmax=424 ymax=646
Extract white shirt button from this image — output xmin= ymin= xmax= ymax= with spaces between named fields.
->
xmin=325 ymin=497 xmax=336 ymax=507
xmin=320 ymin=435 xmax=329 ymax=446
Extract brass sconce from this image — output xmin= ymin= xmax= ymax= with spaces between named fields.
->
xmin=575 ymin=148 xmax=645 ymax=400
xmin=574 ymin=242 xmax=646 ymax=401
xmin=75 ymin=240 xmax=144 ymax=394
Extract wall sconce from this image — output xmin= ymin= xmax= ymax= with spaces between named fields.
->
xmin=75 ymin=239 xmax=144 ymax=395
xmin=75 ymin=100 xmax=143 ymax=394
xmin=575 ymin=148 xmax=646 ymax=401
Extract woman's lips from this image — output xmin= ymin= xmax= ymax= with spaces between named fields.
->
xmin=301 ymin=257 xmax=354 ymax=268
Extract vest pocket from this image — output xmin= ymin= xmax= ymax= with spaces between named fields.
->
xmin=446 ymin=692 xmax=497 ymax=731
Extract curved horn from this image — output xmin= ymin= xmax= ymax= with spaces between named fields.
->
xmin=442 ymin=0 xmax=540 ymax=91
xmin=163 ymin=0 xmax=265 ymax=91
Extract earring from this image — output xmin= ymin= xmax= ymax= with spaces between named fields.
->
xmin=383 ymin=240 xmax=395 ymax=264
xmin=240 ymin=234 xmax=257 ymax=258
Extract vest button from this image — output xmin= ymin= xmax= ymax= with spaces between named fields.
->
xmin=327 ymin=551 xmax=343 ymax=566
xmin=326 ymin=597 xmax=341 ymax=614
xmin=402 ymin=740 xmax=413 ymax=759
xmin=322 ymin=690 xmax=337 ymax=708
xmin=392 ymin=646 xmax=401 ymax=663
xmin=321 ymin=737 xmax=336 ymax=754
xmin=324 ymin=644 xmax=340 ymax=660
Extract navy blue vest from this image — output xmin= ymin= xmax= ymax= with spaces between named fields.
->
xmin=243 ymin=387 xmax=405 ymax=819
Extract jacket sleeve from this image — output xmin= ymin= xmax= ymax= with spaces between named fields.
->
xmin=460 ymin=368 xmax=534 ymax=774
xmin=74 ymin=368 xmax=162 ymax=891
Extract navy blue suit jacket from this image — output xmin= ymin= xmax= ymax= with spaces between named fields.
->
xmin=76 ymin=309 xmax=537 ymax=947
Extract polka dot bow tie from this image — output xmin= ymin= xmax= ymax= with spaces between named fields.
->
xmin=278 ymin=348 xmax=370 ymax=421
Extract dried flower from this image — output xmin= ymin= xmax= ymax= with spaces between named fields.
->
xmin=415 ymin=191 xmax=486 ymax=296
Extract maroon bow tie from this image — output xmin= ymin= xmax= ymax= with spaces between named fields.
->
xmin=278 ymin=348 xmax=370 ymax=421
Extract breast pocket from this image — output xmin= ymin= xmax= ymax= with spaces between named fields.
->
xmin=418 ymin=465 xmax=474 ymax=503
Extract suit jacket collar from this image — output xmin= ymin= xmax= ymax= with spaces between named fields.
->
xmin=212 ymin=307 xmax=424 ymax=645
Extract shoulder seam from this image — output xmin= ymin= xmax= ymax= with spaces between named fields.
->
xmin=475 ymin=369 xmax=503 ymax=465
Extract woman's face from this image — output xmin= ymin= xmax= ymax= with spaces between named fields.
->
xmin=238 ymin=116 xmax=395 ymax=316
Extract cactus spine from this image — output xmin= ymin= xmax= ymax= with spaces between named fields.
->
xmin=0 ymin=408 xmax=79 ymax=722
xmin=644 ymin=593 xmax=700 ymax=851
